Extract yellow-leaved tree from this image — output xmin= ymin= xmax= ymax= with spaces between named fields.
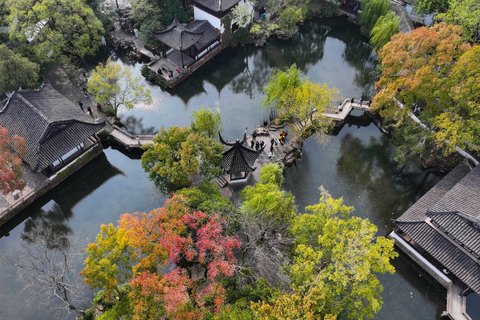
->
xmin=88 ymin=58 xmax=152 ymax=117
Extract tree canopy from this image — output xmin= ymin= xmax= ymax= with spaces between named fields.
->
xmin=287 ymin=187 xmax=397 ymax=319
xmin=359 ymin=0 xmax=391 ymax=35
xmin=191 ymin=107 xmax=223 ymax=139
xmin=372 ymin=23 xmax=473 ymax=164
xmin=0 ymin=44 xmax=39 ymax=93
xmin=369 ymin=11 xmax=399 ymax=51
xmin=141 ymin=126 xmax=223 ymax=192
xmin=81 ymin=195 xmax=241 ymax=319
xmin=263 ymin=64 xmax=338 ymax=140
xmin=88 ymin=58 xmax=152 ymax=116
xmin=6 ymin=0 xmax=105 ymax=62
xmin=437 ymin=0 xmax=480 ymax=43
xmin=0 ymin=126 xmax=27 ymax=194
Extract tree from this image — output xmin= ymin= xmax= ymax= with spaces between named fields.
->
xmin=359 ymin=0 xmax=391 ymax=35
xmin=80 ymin=224 xmax=135 ymax=301
xmin=369 ymin=12 xmax=399 ymax=51
xmin=191 ymin=106 xmax=223 ymax=139
xmin=2 ymin=232 xmax=86 ymax=317
xmin=263 ymin=64 xmax=339 ymax=140
xmin=0 ymin=126 xmax=27 ymax=194
xmin=413 ymin=0 xmax=449 ymax=14
xmin=372 ymin=23 xmax=471 ymax=163
xmin=6 ymin=0 xmax=105 ymax=62
xmin=88 ymin=58 xmax=152 ymax=117
xmin=432 ymin=45 xmax=480 ymax=154
xmin=288 ymin=187 xmax=397 ymax=320
xmin=437 ymin=0 xmax=480 ymax=43
xmin=141 ymin=126 xmax=223 ymax=192
xmin=0 ymin=44 xmax=39 ymax=93
xmin=241 ymin=163 xmax=296 ymax=229
xmin=251 ymin=286 xmax=337 ymax=320
xmin=82 ymin=196 xmax=241 ymax=319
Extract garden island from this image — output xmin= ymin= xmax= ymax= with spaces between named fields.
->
xmin=0 ymin=0 xmax=479 ymax=319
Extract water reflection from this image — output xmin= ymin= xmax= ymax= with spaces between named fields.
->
xmin=119 ymin=115 xmax=157 ymax=135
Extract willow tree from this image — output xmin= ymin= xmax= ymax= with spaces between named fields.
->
xmin=191 ymin=106 xmax=223 ymax=139
xmin=370 ymin=12 xmax=399 ymax=51
xmin=263 ymin=64 xmax=339 ymax=141
xmin=359 ymin=0 xmax=391 ymax=34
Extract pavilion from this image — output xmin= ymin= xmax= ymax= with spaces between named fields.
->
xmin=219 ymin=131 xmax=263 ymax=184
xmin=0 ymin=80 xmax=105 ymax=176
xmin=151 ymin=18 xmax=220 ymax=71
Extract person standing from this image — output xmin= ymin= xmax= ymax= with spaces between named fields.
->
xmin=78 ymin=101 xmax=84 ymax=111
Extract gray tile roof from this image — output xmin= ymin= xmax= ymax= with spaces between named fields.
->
xmin=429 ymin=164 xmax=480 ymax=218
xmin=397 ymin=160 xmax=472 ymax=222
xmin=427 ymin=212 xmax=480 ymax=259
xmin=0 ymin=81 xmax=105 ymax=172
xmin=186 ymin=20 xmax=220 ymax=52
xmin=194 ymin=0 xmax=241 ymax=13
xmin=152 ymin=19 xmax=204 ymax=51
xmin=395 ymin=220 xmax=480 ymax=293
xmin=394 ymin=160 xmax=480 ymax=293
xmin=219 ymin=132 xmax=263 ymax=174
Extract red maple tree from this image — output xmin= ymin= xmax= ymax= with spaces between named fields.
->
xmin=0 ymin=126 xmax=26 ymax=194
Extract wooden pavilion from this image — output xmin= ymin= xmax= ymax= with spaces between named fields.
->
xmin=219 ymin=131 xmax=263 ymax=183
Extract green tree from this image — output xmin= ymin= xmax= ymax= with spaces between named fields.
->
xmin=80 ymin=224 xmax=134 ymax=301
xmin=288 ymin=187 xmax=397 ymax=320
xmin=191 ymin=106 xmax=223 ymax=139
xmin=359 ymin=0 xmax=391 ymax=35
xmin=141 ymin=126 xmax=223 ymax=192
xmin=413 ymin=0 xmax=449 ymax=14
xmin=433 ymin=45 xmax=480 ymax=154
xmin=6 ymin=0 xmax=105 ymax=62
xmin=88 ymin=58 xmax=152 ymax=117
xmin=0 ymin=44 xmax=39 ymax=93
xmin=263 ymin=64 xmax=339 ymax=140
xmin=241 ymin=163 xmax=296 ymax=229
xmin=437 ymin=0 xmax=480 ymax=43
xmin=369 ymin=11 xmax=399 ymax=51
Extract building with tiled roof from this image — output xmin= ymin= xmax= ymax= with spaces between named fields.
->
xmin=219 ymin=131 xmax=263 ymax=181
xmin=152 ymin=19 xmax=221 ymax=66
xmin=0 ymin=81 xmax=105 ymax=175
xmin=393 ymin=161 xmax=480 ymax=294
xmin=194 ymin=0 xmax=253 ymax=34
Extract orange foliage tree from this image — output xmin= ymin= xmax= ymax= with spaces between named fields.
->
xmin=0 ymin=125 xmax=26 ymax=194
xmin=81 ymin=195 xmax=241 ymax=319
xmin=372 ymin=23 xmax=474 ymax=163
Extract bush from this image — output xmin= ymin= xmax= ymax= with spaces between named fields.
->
xmin=232 ymin=27 xmax=252 ymax=46
xmin=104 ymin=107 xmax=116 ymax=117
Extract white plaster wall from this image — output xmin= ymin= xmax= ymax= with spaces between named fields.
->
xmin=231 ymin=0 xmax=254 ymax=28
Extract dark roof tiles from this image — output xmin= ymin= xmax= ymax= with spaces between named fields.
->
xmin=194 ymin=0 xmax=241 ymax=12
xmin=395 ymin=220 xmax=480 ymax=293
xmin=219 ymin=132 xmax=262 ymax=174
xmin=0 ymin=81 xmax=105 ymax=172
xmin=152 ymin=19 xmax=219 ymax=52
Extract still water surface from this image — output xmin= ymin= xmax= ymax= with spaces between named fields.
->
xmin=1 ymin=17 xmax=478 ymax=319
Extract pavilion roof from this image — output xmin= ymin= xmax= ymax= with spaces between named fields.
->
xmin=151 ymin=18 xmax=219 ymax=51
xmin=219 ymin=132 xmax=263 ymax=174
xmin=0 ymin=81 xmax=105 ymax=173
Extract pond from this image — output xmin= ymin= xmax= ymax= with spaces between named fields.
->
xmin=0 ymin=17 xmax=478 ymax=320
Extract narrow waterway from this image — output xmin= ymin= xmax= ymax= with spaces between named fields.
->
xmin=0 ymin=17 xmax=478 ymax=320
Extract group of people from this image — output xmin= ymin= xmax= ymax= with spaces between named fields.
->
xmin=251 ymin=139 xmax=265 ymax=150
xmin=279 ymin=130 xmax=287 ymax=144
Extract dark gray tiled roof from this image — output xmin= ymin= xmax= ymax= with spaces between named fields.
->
xmin=194 ymin=0 xmax=240 ymax=13
xmin=152 ymin=19 xmax=213 ymax=51
xmin=0 ymin=81 xmax=105 ymax=172
xmin=395 ymin=220 xmax=480 ymax=293
xmin=428 ymin=212 xmax=480 ymax=259
xmin=186 ymin=20 xmax=220 ymax=51
xmin=429 ymin=164 xmax=480 ymax=218
xmin=219 ymin=132 xmax=262 ymax=174
xmin=397 ymin=160 xmax=472 ymax=222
